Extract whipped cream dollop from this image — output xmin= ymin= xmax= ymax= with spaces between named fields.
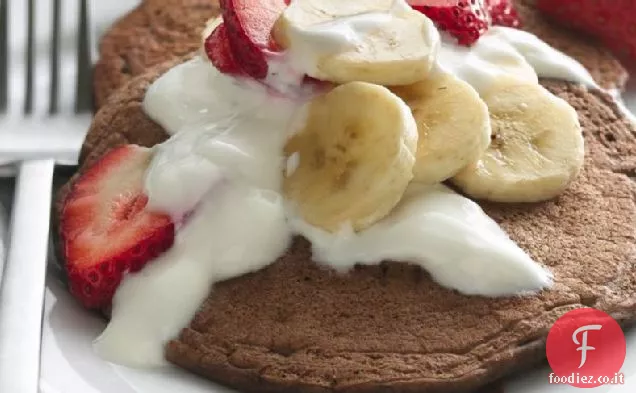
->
xmin=93 ymin=11 xmax=601 ymax=367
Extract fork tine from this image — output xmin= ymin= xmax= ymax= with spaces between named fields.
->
xmin=30 ymin=0 xmax=53 ymax=115
xmin=7 ymin=0 xmax=27 ymax=115
xmin=58 ymin=0 xmax=80 ymax=114
xmin=23 ymin=0 xmax=34 ymax=114
xmin=49 ymin=0 xmax=61 ymax=114
xmin=0 ymin=0 xmax=7 ymax=113
xmin=75 ymin=0 xmax=92 ymax=113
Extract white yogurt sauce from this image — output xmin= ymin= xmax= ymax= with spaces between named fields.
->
xmin=96 ymin=182 xmax=291 ymax=366
xmin=96 ymin=57 xmax=297 ymax=366
xmin=437 ymin=26 xmax=598 ymax=94
xmin=93 ymin=12 xmax=602 ymax=367
xmin=279 ymin=0 xmax=440 ymax=83
xmin=610 ymin=89 xmax=636 ymax=127
xmin=278 ymin=1 xmax=595 ymax=93
xmin=283 ymin=12 xmax=396 ymax=76
xmin=292 ymin=183 xmax=551 ymax=296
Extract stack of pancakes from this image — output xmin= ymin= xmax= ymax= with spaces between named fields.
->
xmin=56 ymin=1 xmax=636 ymax=392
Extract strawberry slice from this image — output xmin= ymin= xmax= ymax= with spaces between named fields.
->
xmin=409 ymin=0 xmax=490 ymax=46
xmin=219 ymin=0 xmax=287 ymax=79
xmin=60 ymin=145 xmax=175 ymax=309
xmin=536 ymin=0 xmax=636 ymax=64
xmin=408 ymin=0 xmax=460 ymax=5
xmin=205 ymin=22 xmax=246 ymax=76
xmin=486 ymin=0 xmax=520 ymax=28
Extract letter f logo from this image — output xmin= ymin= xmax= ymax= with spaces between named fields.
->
xmin=572 ymin=324 xmax=602 ymax=368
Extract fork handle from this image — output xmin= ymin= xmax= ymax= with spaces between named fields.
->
xmin=0 ymin=160 xmax=55 ymax=392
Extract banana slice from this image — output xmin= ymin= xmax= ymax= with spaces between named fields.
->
xmin=391 ymin=72 xmax=491 ymax=184
xmin=452 ymin=79 xmax=584 ymax=203
xmin=273 ymin=0 xmax=440 ymax=86
xmin=284 ymin=81 xmax=418 ymax=232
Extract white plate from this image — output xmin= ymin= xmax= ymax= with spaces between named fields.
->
xmin=39 ymin=277 xmax=636 ymax=393
xmin=39 ymin=84 xmax=636 ymax=392
xmin=36 ymin=2 xmax=636 ymax=390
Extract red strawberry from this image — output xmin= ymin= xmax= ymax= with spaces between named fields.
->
xmin=219 ymin=0 xmax=287 ymax=79
xmin=486 ymin=0 xmax=520 ymax=28
xmin=60 ymin=145 xmax=175 ymax=310
xmin=409 ymin=0 xmax=490 ymax=46
xmin=205 ymin=22 xmax=246 ymax=76
xmin=536 ymin=0 xmax=636 ymax=64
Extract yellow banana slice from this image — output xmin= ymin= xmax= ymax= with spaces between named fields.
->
xmin=284 ymin=81 xmax=418 ymax=232
xmin=273 ymin=0 xmax=440 ymax=86
xmin=452 ymin=79 xmax=584 ymax=203
xmin=391 ymin=72 xmax=491 ymax=184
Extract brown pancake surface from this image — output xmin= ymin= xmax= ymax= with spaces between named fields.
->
xmin=59 ymin=56 xmax=636 ymax=392
xmin=92 ymin=0 xmax=627 ymax=109
xmin=93 ymin=0 xmax=221 ymax=108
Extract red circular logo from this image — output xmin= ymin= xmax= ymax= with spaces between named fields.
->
xmin=546 ymin=308 xmax=626 ymax=388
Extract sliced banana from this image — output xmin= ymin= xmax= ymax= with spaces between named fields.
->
xmin=391 ymin=72 xmax=491 ymax=184
xmin=452 ymin=79 xmax=584 ymax=203
xmin=273 ymin=0 xmax=440 ymax=86
xmin=284 ymin=81 xmax=418 ymax=232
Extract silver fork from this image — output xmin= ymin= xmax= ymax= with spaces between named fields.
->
xmin=0 ymin=0 xmax=93 ymax=391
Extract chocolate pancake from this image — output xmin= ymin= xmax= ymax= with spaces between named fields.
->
xmin=92 ymin=0 xmax=627 ymax=109
xmin=93 ymin=0 xmax=221 ymax=108
xmin=58 ymin=56 xmax=636 ymax=392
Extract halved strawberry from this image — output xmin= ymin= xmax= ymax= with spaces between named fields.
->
xmin=408 ymin=0 xmax=461 ymax=5
xmin=409 ymin=0 xmax=520 ymax=45
xmin=60 ymin=145 xmax=175 ymax=310
xmin=410 ymin=0 xmax=490 ymax=46
xmin=219 ymin=0 xmax=287 ymax=79
xmin=536 ymin=0 xmax=636 ymax=65
xmin=205 ymin=22 xmax=246 ymax=76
